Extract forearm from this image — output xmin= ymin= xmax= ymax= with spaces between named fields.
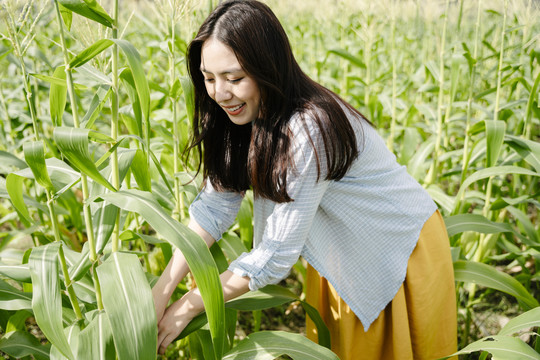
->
xmin=153 ymin=219 xmax=216 ymax=305
xmin=177 ymin=270 xmax=251 ymax=315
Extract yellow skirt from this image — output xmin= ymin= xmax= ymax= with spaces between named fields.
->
xmin=306 ymin=210 xmax=457 ymax=360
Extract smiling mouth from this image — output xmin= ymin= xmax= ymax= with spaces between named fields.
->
xmin=223 ymin=103 xmax=246 ymax=115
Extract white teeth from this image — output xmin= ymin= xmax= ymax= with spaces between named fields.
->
xmin=228 ymin=104 xmax=244 ymax=112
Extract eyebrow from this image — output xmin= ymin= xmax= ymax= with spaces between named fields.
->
xmin=200 ymin=66 xmax=244 ymax=75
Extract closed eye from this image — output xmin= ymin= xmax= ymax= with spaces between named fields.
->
xmin=228 ymin=77 xmax=244 ymax=84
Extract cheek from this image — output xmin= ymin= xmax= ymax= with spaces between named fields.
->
xmin=204 ymin=83 xmax=215 ymax=100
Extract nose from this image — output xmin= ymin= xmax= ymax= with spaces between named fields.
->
xmin=213 ymin=80 xmax=232 ymax=103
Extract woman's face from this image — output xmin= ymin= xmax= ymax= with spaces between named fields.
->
xmin=200 ymin=38 xmax=261 ymax=126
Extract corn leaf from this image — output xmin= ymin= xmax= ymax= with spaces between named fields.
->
xmin=50 ymin=66 xmax=67 ymax=127
xmin=49 ymin=323 xmax=81 ymax=360
xmin=444 ymin=213 xmax=515 ymax=237
xmin=222 ymin=331 xmax=339 ymax=360
xmin=119 ymin=69 xmax=142 ymax=137
xmin=505 ymin=135 xmax=540 ymax=173
xmin=53 ymin=127 xmax=115 ymax=191
xmin=96 ymin=252 xmax=157 ymax=360
xmin=29 ymin=242 xmax=74 ymax=360
xmin=131 ymin=149 xmax=151 ymax=191
xmin=442 ymin=335 xmax=540 ymax=360
xmin=57 ymin=0 xmax=113 ymax=28
xmin=485 ymin=120 xmax=506 ymax=167
xmin=23 ymin=141 xmax=54 ymax=191
xmin=69 ymin=39 xmax=113 ymax=69
xmin=6 ymin=173 xmax=33 ymax=227
xmin=0 ymin=150 xmax=27 ymax=170
xmin=114 ymin=40 xmax=150 ymax=123
xmin=498 ymin=306 xmax=540 ymax=336
xmin=0 ymin=264 xmax=31 ymax=283
xmin=180 ymin=76 xmax=195 ymax=121
xmin=77 ymin=311 xmax=115 ymax=360
xmin=100 ymin=189 xmax=225 ymax=359
xmin=454 ymin=166 xmax=539 ymax=209
xmin=0 ymin=330 xmax=51 ymax=360
xmin=0 ymin=279 xmax=32 ymax=311
xmin=454 ymin=260 xmax=539 ymax=310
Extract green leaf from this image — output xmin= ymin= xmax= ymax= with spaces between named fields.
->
xmin=454 ymin=260 xmax=539 ymax=310
xmin=0 ymin=150 xmax=27 ymax=170
xmin=131 ymin=149 xmax=151 ymax=191
xmin=100 ymin=189 xmax=225 ymax=359
xmin=94 ymin=203 xmax=119 ymax=254
xmin=58 ymin=3 xmax=73 ymax=31
xmin=180 ymin=76 xmax=194 ymax=121
xmin=57 ymin=0 xmax=113 ymax=28
xmin=499 ymin=306 xmax=540 ymax=336
xmin=442 ymin=335 xmax=540 ymax=360
xmin=49 ymin=323 xmax=81 ymax=360
xmin=77 ymin=311 xmax=115 ymax=360
xmin=0 ymin=331 xmax=51 ymax=360
xmin=114 ymin=40 xmax=150 ymax=124
xmin=69 ymin=39 xmax=114 ymax=69
xmin=96 ymin=252 xmax=157 ymax=360
xmin=505 ymin=135 xmax=540 ymax=173
xmin=328 ymin=48 xmax=365 ymax=69
xmin=485 ymin=120 xmax=506 ymax=167
xmin=119 ymin=69 xmax=142 ymax=137
xmin=29 ymin=242 xmax=74 ymax=360
xmin=444 ymin=213 xmax=515 ymax=237
xmin=81 ymin=85 xmax=111 ymax=129
xmin=222 ymin=331 xmax=339 ymax=360
xmin=23 ymin=141 xmax=54 ymax=191
xmin=0 ymin=264 xmax=31 ymax=283
xmin=6 ymin=173 xmax=33 ymax=227
xmin=454 ymin=166 xmax=539 ymax=209
xmin=50 ymin=66 xmax=67 ymax=127
xmin=0 ymin=279 xmax=32 ymax=311
xmin=53 ymin=127 xmax=115 ymax=191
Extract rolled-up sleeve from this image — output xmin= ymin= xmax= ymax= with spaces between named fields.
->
xmin=189 ymin=181 xmax=244 ymax=241
xmin=229 ymin=115 xmax=329 ymax=290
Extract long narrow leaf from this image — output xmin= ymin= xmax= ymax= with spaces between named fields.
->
xmin=69 ymin=39 xmax=114 ymax=68
xmin=6 ymin=173 xmax=33 ymax=226
xmin=57 ymin=0 xmax=113 ymax=28
xmin=0 ymin=330 xmax=51 ymax=360
xmin=100 ymin=189 xmax=225 ymax=359
xmin=77 ymin=311 xmax=115 ymax=360
xmin=499 ymin=306 xmax=540 ymax=336
xmin=0 ymin=279 xmax=32 ymax=310
xmin=454 ymin=260 xmax=539 ymax=309
xmin=50 ymin=66 xmax=67 ymax=127
xmin=485 ymin=120 xmax=506 ymax=167
xmin=23 ymin=141 xmax=54 ymax=191
xmin=444 ymin=213 xmax=515 ymax=237
xmin=29 ymin=243 xmax=74 ymax=360
xmin=96 ymin=252 xmax=157 ymax=360
xmin=222 ymin=331 xmax=339 ymax=360
xmin=53 ymin=127 xmax=115 ymax=191
xmin=454 ymin=166 xmax=539 ymax=208
xmin=441 ymin=335 xmax=540 ymax=360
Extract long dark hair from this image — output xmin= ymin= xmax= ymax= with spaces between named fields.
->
xmin=186 ymin=0 xmax=366 ymax=202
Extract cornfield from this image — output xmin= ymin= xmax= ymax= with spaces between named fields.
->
xmin=0 ymin=0 xmax=538 ymax=359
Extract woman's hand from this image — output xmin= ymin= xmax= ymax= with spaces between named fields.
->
xmin=157 ymin=291 xmax=203 ymax=355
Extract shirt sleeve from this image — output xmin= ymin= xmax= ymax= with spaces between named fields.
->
xmin=189 ymin=181 xmax=244 ymax=241
xmin=229 ymin=115 xmax=329 ymax=290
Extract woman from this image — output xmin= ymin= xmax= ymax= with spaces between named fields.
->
xmin=152 ymin=1 xmax=457 ymax=358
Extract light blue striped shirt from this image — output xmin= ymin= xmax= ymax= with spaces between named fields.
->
xmin=189 ymin=108 xmax=437 ymax=330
